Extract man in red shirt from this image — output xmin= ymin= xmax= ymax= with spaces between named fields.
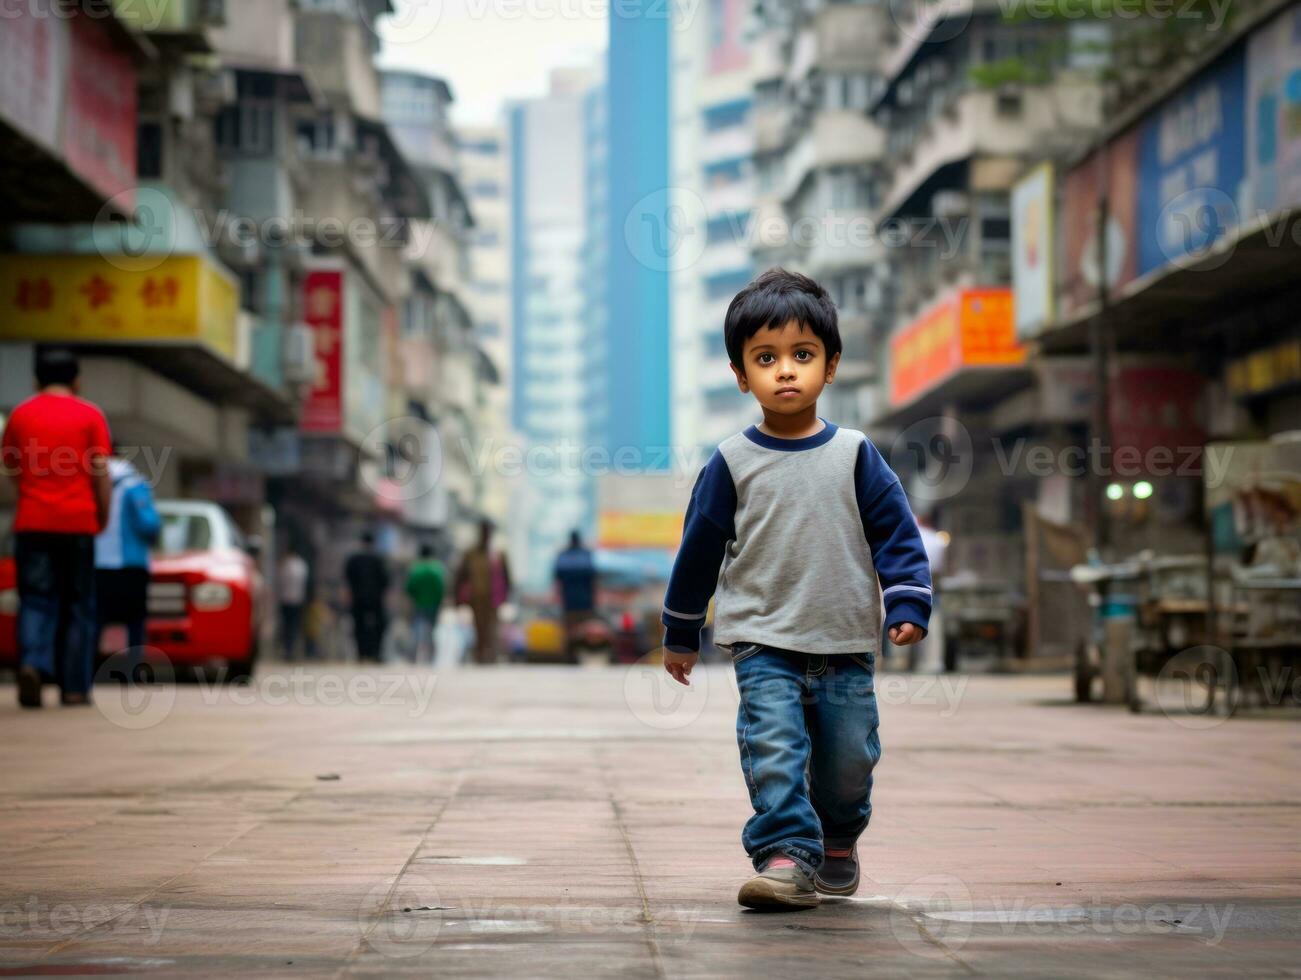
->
xmin=1 ymin=349 xmax=112 ymax=708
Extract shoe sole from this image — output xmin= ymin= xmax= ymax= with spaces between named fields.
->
xmin=738 ymin=878 xmax=820 ymax=910
xmin=17 ymin=667 xmax=41 ymax=709
xmin=812 ymin=871 xmax=860 ymax=896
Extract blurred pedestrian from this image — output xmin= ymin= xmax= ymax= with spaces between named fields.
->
xmin=94 ymin=447 xmax=161 ymax=681
xmin=344 ymin=530 xmax=389 ymax=663
xmin=553 ymin=529 xmax=596 ymax=661
xmin=454 ymin=518 xmax=511 ymax=665
xmin=302 ymin=594 xmax=330 ymax=661
xmin=1 ymin=348 xmax=112 ymax=708
xmin=277 ymin=544 xmax=309 ymax=660
xmin=405 ymin=543 xmax=446 ymax=665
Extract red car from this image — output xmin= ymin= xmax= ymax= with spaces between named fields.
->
xmin=0 ymin=500 xmax=266 ymax=682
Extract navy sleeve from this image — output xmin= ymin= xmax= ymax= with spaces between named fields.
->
xmin=661 ymin=450 xmax=737 ymax=653
xmin=854 ymin=437 xmax=932 ymax=634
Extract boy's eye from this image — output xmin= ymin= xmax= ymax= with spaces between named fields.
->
xmin=756 ymin=351 xmax=815 ymax=364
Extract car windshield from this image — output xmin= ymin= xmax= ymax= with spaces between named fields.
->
xmin=157 ymin=512 xmax=214 ymax=555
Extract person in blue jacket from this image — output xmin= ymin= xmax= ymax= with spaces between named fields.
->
xmin=660 ymin=268 xmax=931 ymax=911
xmin=95 ymin=450 xmax=162 ymax=676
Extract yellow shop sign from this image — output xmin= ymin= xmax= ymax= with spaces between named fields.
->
xmin=0 ymin=254 xmax=239 ymax=362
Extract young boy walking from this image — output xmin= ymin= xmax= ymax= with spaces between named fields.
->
xmin=660 ymin=268 xmax=931 ymax=910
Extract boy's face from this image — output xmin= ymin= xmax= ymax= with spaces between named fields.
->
xmin=731 ymin=319 xmax=838 ymax=416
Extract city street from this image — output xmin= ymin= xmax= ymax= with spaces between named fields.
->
xmin=0 ymin=664 xmax=1297 ymax=978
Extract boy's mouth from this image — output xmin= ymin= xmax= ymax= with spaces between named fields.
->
xmin=775 ymin=387 xmax=800 ymax=397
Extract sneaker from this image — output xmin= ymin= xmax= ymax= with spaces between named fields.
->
xmin=813 ymin=844 xmax=859 ymax=896
xmin=17 ymin=666 xmax=42 ymax=709
xmin=738 ymin=855 xmax=820 ymax=910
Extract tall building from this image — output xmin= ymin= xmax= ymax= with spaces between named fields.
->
xmin=457 ymin=123 xmax=515 ymax=532
xmin=508 ymin=69 xmax=601 ymax=590
xmin=671 ymin=0 xmax=757 ymax=454
xmin=747 ymin=0 xmax=891 ymax=431
xmin=380 ymin=70 xmax=488 ymax=555
xmin=606 ymin=0 xmax=672 ymax=464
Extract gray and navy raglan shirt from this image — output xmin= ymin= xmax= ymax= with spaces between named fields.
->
xmin=661 ymin=418 xmax=932 ymax=655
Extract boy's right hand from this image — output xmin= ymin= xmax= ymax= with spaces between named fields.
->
xmin=663 ymin=650 xmax=699 ymax=686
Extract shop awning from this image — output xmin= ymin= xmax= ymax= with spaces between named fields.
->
xmin=0 ymin=253 xmax=295 ymax=424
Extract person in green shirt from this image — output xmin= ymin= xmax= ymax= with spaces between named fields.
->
xmin=405 ymin=544 xmax=447 ymax=665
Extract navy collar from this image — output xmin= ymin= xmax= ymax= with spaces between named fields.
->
xmin=743 ymin=417 xmax=838 ymax=452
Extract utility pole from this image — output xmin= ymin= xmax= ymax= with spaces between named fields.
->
xmin=1089 ymin=174 xmax=1113 ymax=555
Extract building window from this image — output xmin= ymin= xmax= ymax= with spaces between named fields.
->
xmin=470 ymin=180 xmax=501 ymax=198
xmin=295 ymin=112 xmax=336 ymax=157
xmin=705 ymin=268 xmax=752 ymax=300
xmin=137 ymin=123 xmax=162 ymax=178
xmin=707 ymin=211 xmax=751 ymax=245
xmin=704 ymin=157 xmax=748 ymax=186
xmin=702 ymin=98 xmax=750 ymax=132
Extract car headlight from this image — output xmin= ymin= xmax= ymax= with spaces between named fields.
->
xmin=0 ymin=588 xmax=17 ymax=616
xmin=191 ymin=582 xmax=233 ymax=611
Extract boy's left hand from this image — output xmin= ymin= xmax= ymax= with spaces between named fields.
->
xmin=889 ymin=623 xmax=926 ymax=646
xmin=663 ymin=650 xmax=699 ymax=686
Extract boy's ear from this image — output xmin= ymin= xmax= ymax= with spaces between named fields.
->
xmin=825 ymin=351 xmax=840 ymax=383
xmin=731 ymin=362 xmax=749 ymax=392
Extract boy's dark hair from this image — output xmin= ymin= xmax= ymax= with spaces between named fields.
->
xmin=35 ymin=347 xmax=80 ymax=388
xmin=724 ymin=268 xmax=841 ymax=372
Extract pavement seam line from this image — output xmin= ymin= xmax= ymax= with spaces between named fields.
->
xmin=608 ymin=790 xmax=668 ymax=980
xmin=336 ymin=752 xmax=475 ymax=977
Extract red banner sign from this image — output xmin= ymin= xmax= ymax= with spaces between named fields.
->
xmin=300 ymin=269 xmax=344 ymax=433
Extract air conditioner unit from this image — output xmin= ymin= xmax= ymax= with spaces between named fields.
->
xmin=283 ymin=322 xmax=316 ymax=385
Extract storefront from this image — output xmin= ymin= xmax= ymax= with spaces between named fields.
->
xmin=0 ymin=252 xmax=290 ymax=509
xmin=0 ymin=2 xmax=145 ymax=225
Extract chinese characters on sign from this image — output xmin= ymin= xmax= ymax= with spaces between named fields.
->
xmin=300 ymin=268 xmax=345 ymax=433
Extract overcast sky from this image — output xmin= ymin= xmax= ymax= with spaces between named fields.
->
xmin=376 ymin=0 xmax=608 ymax=127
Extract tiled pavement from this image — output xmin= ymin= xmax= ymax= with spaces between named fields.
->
xmin=0 ymin=663 xmax=1297 ymax=978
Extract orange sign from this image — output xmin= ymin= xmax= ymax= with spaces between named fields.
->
xmin=889 ymin=288 xmax=1025 ymax=407
xmin=598 ymin=512 xmax=685 ymax=549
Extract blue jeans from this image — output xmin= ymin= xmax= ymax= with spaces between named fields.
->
xmin=732 ymin=643 xmax=881 ymax=876
xmin=16 ymin=533 xmax=98 ymax=696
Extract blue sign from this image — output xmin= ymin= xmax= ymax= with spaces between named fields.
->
xmin=1136 ymin=48 xmax=1247 ymax=276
